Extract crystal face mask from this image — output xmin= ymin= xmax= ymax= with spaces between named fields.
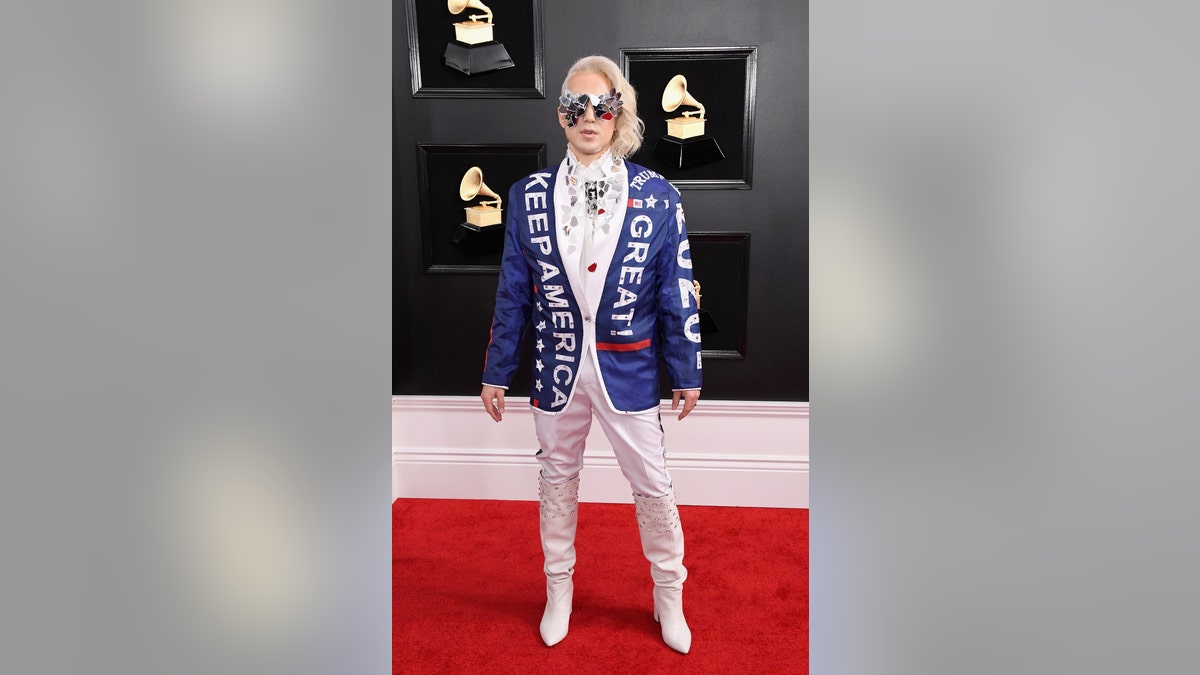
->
xmin=557 ymin=88 xmax=623 ymax=127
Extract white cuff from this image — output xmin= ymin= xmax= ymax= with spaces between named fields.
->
xmin=482 ymin=383 xmax=509 ymax=390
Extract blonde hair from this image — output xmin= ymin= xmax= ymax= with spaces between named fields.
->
xmin=561 ymin=55 xmax=645 ymax=159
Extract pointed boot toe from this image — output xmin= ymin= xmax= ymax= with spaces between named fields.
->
xmin=539 ymin=580 xmax=573 ymax=646
xmin=653 ymin=587 xmax=692 ymax=654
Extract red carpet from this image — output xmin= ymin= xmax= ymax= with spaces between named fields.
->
xmin=393 ymin=498 xmax=808 ymax=674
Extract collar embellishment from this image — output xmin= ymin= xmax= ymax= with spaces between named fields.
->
xmin=558 ymin=148 xmax=626 ymax=255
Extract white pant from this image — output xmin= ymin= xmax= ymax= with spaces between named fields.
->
xmin=532 ymin=354 xmax=673 ymax=498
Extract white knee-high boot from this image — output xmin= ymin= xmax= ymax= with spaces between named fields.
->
xmin=634 ymin=489 xmax=692 ymax=654
xmin=538 ymin=474 xmax=579 ymax=647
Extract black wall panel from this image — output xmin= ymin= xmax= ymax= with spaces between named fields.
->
xmin=394 ymin=0 xmax=808 ymax=401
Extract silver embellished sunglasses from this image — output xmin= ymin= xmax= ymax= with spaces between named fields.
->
xmin=557 ymin=88 xmax=623 ymax=127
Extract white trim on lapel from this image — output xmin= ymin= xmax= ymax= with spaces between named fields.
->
xmin=553 ymin=160 xmax=587 ymax=314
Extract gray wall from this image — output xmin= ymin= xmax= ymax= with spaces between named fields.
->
xmin=394 ymin=0 xmax=808 ymax=401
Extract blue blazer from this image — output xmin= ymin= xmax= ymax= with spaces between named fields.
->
xmin=482 ymin=161 xmax=703 ymax=413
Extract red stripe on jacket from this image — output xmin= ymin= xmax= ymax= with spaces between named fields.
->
xmin=595 ymin=339 xmax=651 ymax=352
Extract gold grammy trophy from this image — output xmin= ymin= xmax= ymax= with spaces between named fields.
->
xmin=664 ymin=75 xmax=707 ymax=139
xmin=460 ymin=166 xmax=502 ymax=226
xmin=451 ymin=166 xmax=506 ymax=249
xmin=443 ymin=0 xmax=514 ymax=76
xmin=651 ymin=74 xmax=726 ymax=169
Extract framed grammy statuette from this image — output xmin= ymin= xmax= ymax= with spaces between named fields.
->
xmin=404 ymin=0 xmax=545 ymax=98
xmin=687 ymin=232 xmax=751 ymax=359
xmin=416 ymin=143 xmax=546 ymax=273
xmin=620 ymin=47 xmax=757 ymax=189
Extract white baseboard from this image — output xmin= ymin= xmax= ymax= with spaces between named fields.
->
xmin=392 ymin=396 xmax=808 ymax=508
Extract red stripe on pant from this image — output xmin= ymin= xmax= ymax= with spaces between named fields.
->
xmin=595 ymin=339 xmax=651 ymax=352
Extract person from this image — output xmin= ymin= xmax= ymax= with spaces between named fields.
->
xmin=479 ymin=54 xmax=702 ymax=654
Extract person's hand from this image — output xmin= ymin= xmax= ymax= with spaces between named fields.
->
xmin=481 ymin=385 xmax=506 ymax=422
xmin=671 ymin=389 xmax=700 ymax=421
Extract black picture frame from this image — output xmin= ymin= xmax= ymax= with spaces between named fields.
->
xmin=404 ymin=0 xmax=545 ymax=98
xmin=621 ymin=46 xmax=757 ymax=190
xmin=416 ymin=143 xmax=546 ymax=274
xmin=689 ymin=232 xmax=751 ymax=359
